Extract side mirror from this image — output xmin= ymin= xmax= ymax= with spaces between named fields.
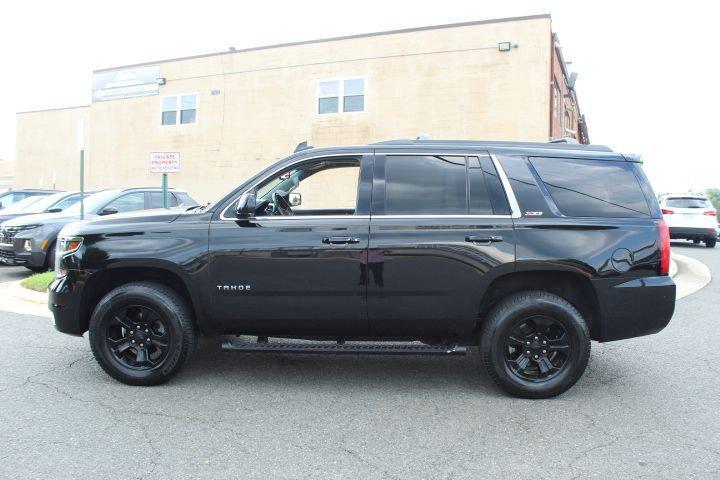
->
xmin=235 ymin=192 xmax=256 ymax=218
xmin=99 ymin=207 xmax=119 ymax=216
xmin=47 ymin=207 xmax=63 ymax=213
xmin=288 ymin=192 xmax=302 ymax=207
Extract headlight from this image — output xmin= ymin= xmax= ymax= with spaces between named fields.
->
xmin=55 ymin=236 xmax=83 ymax=277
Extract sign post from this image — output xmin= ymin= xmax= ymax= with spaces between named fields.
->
xmin=77 ymin=120 xmax=85 ymax=219
xmin=149 ymin=152 xmax=181 ymax=208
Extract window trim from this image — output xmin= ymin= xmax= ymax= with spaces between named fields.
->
xmin=316 ymin=76 xmax=366 ymax=116
xmin=160 ymin=92 xmax=199 ymax=126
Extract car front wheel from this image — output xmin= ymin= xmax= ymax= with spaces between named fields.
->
xmin=479 ymin=291 xmax=590 ymax=399
xmin=89 ymin=282 xmax=197 ymax=386
xmin=706 ymin=237 xmax=716 ymax=248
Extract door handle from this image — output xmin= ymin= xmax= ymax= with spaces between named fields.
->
xmin=322 ymin=236 xmax=360 ymax=245
xmin=465 ymin=235 xmax=503 ymax=244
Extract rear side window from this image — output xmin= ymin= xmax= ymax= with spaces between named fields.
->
xmin=530 ymin=157 xmax=650 ymax=218
xmin=149 ymin=192 xmax=179 ymax=209
xmin=665 ymin=197 xmax=710 ymax=208
xmin=385 ymin=155 xmax=467 ymax=215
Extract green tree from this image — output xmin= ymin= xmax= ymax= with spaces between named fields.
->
xmin=706 ymin=188 xmax=720 ymax=210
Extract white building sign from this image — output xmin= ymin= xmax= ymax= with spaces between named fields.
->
xmin=149 ymin=152 xmax=181 ymax=173
xmin=93 ymin=65 xmax=160 ymax=102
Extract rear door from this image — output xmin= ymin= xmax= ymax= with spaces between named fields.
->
xmin=366 ymin=149 xmax=516 ymax=337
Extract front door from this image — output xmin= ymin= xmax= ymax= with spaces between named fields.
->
xmin=208 ymin=153 xmax=373 ymax=336
xmin=367 ymin=151 xmax=516 ymax=337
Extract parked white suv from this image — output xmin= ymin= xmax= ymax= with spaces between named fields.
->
xmin=660 ymin=194 xmax=718 ymax=248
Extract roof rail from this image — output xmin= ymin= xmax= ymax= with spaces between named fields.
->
xmin=549 ymin=138 xmax=579 ymax=144
xmin=370 ymin=139 xmax=613 ymax=152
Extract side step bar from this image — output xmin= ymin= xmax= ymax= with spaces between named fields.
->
xmin=221 ymin=341 xmax=468 ymax=356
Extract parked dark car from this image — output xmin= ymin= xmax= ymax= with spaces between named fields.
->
xmin=0 ymin=187 xmax=197 ymax=272
xmin=0 ymin=188 xmax=59 ymax=210
xmin=0 ymin=191 xmax=90 ymax=225
xmin=49 ymin=140 xmax=675 ymax=398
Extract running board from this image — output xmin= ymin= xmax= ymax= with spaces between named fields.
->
xmin=221 ymin=341 xmax=468 ymax=356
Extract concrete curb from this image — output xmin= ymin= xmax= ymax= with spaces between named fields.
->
xmin=671 ymin=252 xmax=712 ymax=300
xmin=0 ymin=280 xmax=51 ymax=318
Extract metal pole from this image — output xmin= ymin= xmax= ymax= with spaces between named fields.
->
xmin=162 ymin=173 xmax=168 ymax=208
xmin=80 ymin=149 xmax=85 ymax=220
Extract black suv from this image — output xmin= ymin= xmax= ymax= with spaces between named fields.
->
xmin=49 ymin=140 xmax=675 ymax=398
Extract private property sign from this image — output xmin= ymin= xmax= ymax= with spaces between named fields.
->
xmin=149 ymin=152 xmax=181 ymax=173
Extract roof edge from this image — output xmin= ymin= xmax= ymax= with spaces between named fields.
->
xmin=93 ymin=14 xmax=551 ymax=73
xmin=17 ymin=105 xmax=90 ymax=115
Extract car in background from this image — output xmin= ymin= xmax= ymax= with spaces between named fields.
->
xmin=0 ymin=187 xmax=197 ymax=271
xmin=660 ymin=193 xmax=718 ymax=248
xmin=0 ymin=188 xmax=59 ymax=210
xmin=0 ymin=191 xmax=90 ymax=225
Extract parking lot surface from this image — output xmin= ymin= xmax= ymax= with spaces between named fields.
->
xmin=0 ymin=243 xmax=718 ymax=479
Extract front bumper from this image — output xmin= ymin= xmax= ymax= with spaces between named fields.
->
xmin=0 ymin=241 xmax=46 ymax=267
xmin=669 ymin=226 xmax=717 ymax=240
xmin=49 ymin=275 xmax=85 ymax=336
xmin=592 ymin=275 xmax=676 ymax=342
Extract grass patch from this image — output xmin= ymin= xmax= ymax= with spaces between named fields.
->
xmin=20 ymin=271 xmax=55 ymax=292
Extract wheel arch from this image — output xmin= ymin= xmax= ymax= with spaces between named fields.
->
xmin=79 ymin=262 xmax=205 ymax=335
xmin=477 ymin=268 xmax=601 ymax=340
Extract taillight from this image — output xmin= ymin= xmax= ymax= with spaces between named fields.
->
xmin=703 ymin=210 xmax=717 ymax=216
xmin=661 ymin=208 xmax=674 ymax=214
xmin=658 ymin=220 xmax=670 ymax=276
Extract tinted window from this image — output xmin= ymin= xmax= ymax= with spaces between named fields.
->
xmin=530 ymin=157 xmax=650 ymax=218
xmin=51 ymin=194 xmax=82 ymax=211
xmin=105 ymin=192 xmax=146 ymax=213
xmin=385 ymin=156 xmax=466 ymax=215
xmin=467 ymin=157 xmax=492 ymax=215
xmin=149 ymin=192 xmax=179 ymax=209
xmin=665 ymin=197 xmax=711 ymax=208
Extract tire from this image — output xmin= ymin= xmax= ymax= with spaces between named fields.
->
xmin=45 ymin=242 xmax=56 ymax=271
xmin=479 ymin=291 xmax=590 ymax=399
xmin=89 ymin=281 xmax=197 ymax=386
xmin=706 ymin=237 xmax=716 ymax=248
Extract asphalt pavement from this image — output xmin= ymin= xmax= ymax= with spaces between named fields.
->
xmin=0 ymin=243 xmax=718 ymax=479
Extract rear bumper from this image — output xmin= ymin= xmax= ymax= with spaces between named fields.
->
xmin=669 ymin=226 xmax=717 ymax=239
xmin=48 ymin=275 xmax=85 ymax=336
xmin=592 ymin=276 xmax=675 ymax=342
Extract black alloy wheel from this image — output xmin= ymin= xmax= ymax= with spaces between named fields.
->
xmin=104 ymin=305 xmax=172 ymax=370
xmin=504 ymin=315 xmax=570 ymax=382
xmin=89 ymin=282 xmax=197 ymax=386
xmin=480 ymin=291 xmax=590 ymax=399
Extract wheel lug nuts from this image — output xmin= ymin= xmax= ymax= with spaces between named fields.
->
xmin=140 ymin=343 xmax=144 ymax=347
xmin=129 ymin=331 xmax=134 ymax=335
xmin=542 ymin=341 xmax=547 ymax=345
xmin=534 ymin=355 xmax=539 ymax=359
xmin=526 ymin=341 xmax=530 ymax=345
xmin=526 ymin=350 xmax=530 ymax=355
xmin=145 ymin=329 xmax=149 ymax=333
xmin=534 ymin=336 xmax=538 ymax=340
xmin=542 ymin=350 xmax=547 ymax=354
xmin=131 ymin=340 xmax=135 ymax=343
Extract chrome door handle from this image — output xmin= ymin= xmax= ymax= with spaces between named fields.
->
xmin=322 ymin=236 xmax=360 ymax=245
xmin=465 ymin=235 xmax=503 ymax=244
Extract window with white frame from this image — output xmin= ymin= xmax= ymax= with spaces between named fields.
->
xmin=317 ymin=78 xmax=365 ymax=114
xmin=161 ymin=93 xmax=198 ymax=125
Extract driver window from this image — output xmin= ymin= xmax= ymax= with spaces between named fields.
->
xmin=257 ymin=157 xmax=360 ymax=216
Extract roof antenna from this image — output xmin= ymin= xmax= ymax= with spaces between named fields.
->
xmin=294 ymin=141 xmax=313 ymax=153
xmin=416 ymin=133 xmax=430 ymax=140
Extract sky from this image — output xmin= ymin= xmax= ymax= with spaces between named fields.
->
xmin=1 ymin=0 xmax=718 ymax=194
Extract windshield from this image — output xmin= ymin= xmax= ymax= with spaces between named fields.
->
xmin=666 ymin=197 xmax=711 ymax=208
xmin=21 ymin=192 xmax=74 ymax=213
xmin=63 ymin=190 xmax=118 ymax=215
xmin=0 ymin=195 xmax=48 ymax=214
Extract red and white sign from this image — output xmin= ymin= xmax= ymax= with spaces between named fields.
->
xmin=149 ymin=152 xmax=181 ymax=173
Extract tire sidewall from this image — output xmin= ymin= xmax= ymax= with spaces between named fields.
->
xmin=485 ymin=295 xmax=589 ymax=398
xmin=89 ymin=286 xmax=187 ymax=384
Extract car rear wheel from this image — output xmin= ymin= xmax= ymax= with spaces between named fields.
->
xmin=706 ymin=237 xmax=716 ymax=248
xmin=479 ymin=291 xmax=590 ymax=399
xmin=89 ymin=282 xmax=197 ymax=386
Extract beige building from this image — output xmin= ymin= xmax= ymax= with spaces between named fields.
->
xmin=14 ymin=14 xmax=588 ymax=203
xmin=0 ymin=159 xmax=13 ymax=189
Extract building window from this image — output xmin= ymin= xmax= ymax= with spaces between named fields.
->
xmin=161 ymin=93 xmax=197 ymax=125
xmin=553 ymin=84 xmax=560 ymax=118
xmin=317 ymin=78 xmax=365 ymax=114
